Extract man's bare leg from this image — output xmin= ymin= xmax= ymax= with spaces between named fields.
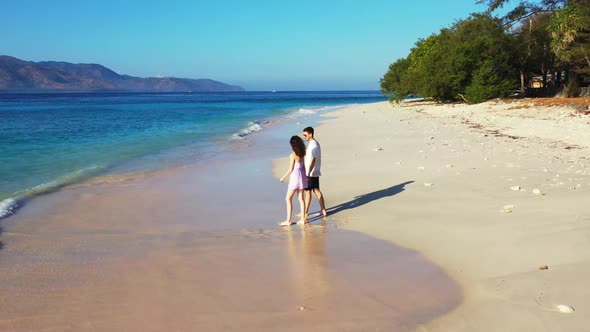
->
xmin=313 ymin=188 xmax=327 ymax=217
xmin=303 ymin=189 xmax=312 ymax=219
xmin=296 ymin=190 xmax=307 ymax=224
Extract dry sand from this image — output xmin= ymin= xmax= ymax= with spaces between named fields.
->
xmin=301 ymin=98 xmax=590 ymax=331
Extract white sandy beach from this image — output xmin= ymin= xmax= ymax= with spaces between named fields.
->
xmin=294 ymin=98 xmax=590 ymax=331
xmin=2 ymin=96 xmax=589 ymax=331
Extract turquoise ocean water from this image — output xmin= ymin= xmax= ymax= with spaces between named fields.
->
xmin=0 ymin=91 xmax=386 ymax=217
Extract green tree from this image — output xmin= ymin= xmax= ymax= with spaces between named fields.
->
xmin=380 ymin=57 xmax=410 ymax=102
xmin=477 ymin=0 xmax=567 ymax=25
xmin=479 ymin=0 xmax=589 ymax=95
xmin=551 ymin=0 xmax=590 ymax=77
xmin=380 ymin=14 xmax=517 ymax=103
xmin=513 ymin=13 xmax=555 ymax=93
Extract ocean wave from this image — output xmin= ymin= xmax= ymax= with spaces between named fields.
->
xmin=230 ymin=121 xmax=264 ymax=140
xmin=0 ymin=165 xmax=106 ymax=220
xmin=23 ymin=165 xmax=105 ymax=196
xmin=0 ymin=198 xmax=19 ymax=219
xmin=286 ymin=105 xmax=351 ymax=119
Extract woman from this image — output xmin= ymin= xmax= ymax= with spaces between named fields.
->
xmin=279 ymin=135 xmax=308 ymax=226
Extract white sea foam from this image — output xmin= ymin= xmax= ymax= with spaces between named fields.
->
xmin=297 ymin=108 xmax=318 ymax=115
xmin=287 ymin=105 xmax=351 ymax=119
xmin=0 ymin=198 xmax=19 ymax=219
xmin=230 ymin=122 xmax=264 ymax=140
xmin=0 ymin=165 xmax=106 ymax=219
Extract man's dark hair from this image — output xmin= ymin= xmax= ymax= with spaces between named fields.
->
xmin=303 ymin=126 xmax=314 ymax=136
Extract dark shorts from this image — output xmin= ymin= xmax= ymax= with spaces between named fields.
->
xmin=305 ymin=177 xmax=320 ymax=191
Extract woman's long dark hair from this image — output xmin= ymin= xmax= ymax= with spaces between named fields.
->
xmin=290 ymin=135 xmax=306 ymax=158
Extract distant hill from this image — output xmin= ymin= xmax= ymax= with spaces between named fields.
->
xmin=0 ymin=55 xmax=244 ymax=92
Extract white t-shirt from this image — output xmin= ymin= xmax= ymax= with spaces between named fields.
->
xmin=304 ymin=139 xmax=321 ymax=177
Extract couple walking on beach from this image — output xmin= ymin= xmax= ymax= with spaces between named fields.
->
xmin=279 ymin=126 xmax=327 ymax=226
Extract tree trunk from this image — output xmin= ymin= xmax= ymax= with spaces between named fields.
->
xmin=542 ymin=66 xmax=548 ymax=96
xmin=581 ymin=45 xmax=590 ymax=69
xmin=520 ymin=70 xmax=526 ymax=94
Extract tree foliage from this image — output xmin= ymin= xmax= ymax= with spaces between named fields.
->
xmin=483 ymin=0 xmax=589 ymax=94
xmin=551 ymin=1 xmax=590 ymax=74
xmin=380 ymin=14 xmax=517 ymax=103
xmin=381 ymin=1 xmax=590 ymax=103
xmin=477 ymin=0 xmax=567 ymax=25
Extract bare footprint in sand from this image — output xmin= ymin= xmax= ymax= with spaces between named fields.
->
xmin=278 ymin=220 xmax=295 ymax=226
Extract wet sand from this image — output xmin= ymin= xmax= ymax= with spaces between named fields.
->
xmin=0 ymin=115 xmax=460 ymax=331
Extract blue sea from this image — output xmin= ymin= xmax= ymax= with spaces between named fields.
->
xmin=0 ymin=91 xmax=386 ymax=217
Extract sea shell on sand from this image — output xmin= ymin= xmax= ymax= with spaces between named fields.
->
xmin=424 ymin=182 xmax=434 ymax=187
xmin=374 ymin=147 xmax=383 ymax=151
xmin=532 ymin=188 xmax=545 ymax=196
xmin=510 ymin=186 xmax=521 ymax=191
xmin=556 ymin=304 xmax=574 ymax=313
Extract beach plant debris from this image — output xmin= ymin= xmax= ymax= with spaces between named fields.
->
xmin=501 ymin=204 xmax=515 ymax=213
xmin=556 ymin=304 xmax=574 ymax=313
xmin=539 ymin=265 xmax=549 ymax=270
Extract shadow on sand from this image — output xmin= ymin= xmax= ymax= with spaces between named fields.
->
xmin=325 ymin=180 xmax=414 ymax=217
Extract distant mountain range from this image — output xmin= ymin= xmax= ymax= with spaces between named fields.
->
xmin=0 ymin=55 xmax=244 ymax=92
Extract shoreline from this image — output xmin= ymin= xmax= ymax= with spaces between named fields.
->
xmin=0 ymin=101 xmax=361 ymax=221
xmin=0 ymin=100 xmax=459 ymax=331
xmin=298 ymin=99 xmax=590 ymax=331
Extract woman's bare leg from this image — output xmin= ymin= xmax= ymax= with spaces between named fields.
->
xmin=279 ymin=189 xmax=296 ymax=226
xmin=296 ymin=190 xmax=307 ymax=224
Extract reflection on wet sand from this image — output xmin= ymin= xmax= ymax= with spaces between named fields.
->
xmin=286 ymin=220 xmax=330 ymax=308
xmin=0 ymin=217 xmax=461 ymax=332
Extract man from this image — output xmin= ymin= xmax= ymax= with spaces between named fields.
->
xmin=302 ymin=126 xmax=327 ymax=219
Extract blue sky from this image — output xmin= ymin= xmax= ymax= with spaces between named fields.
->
xmin=1 ymin=1 xmax=490 ymax=90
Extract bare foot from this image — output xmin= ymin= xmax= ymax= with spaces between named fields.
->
xmin=296 ymin=219 xmax=308 ymax=225
xmin=278 ymin=220 xmax=294 ymax=226
xmin=321 ymin=209 xmax=327 ymax=217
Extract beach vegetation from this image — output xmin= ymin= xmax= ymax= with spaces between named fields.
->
xmin=382 ymin=0 xmax=590 ymax=103
xmin=480 ymin=0 xmax=590 ymax=96
xmin=381 ymin=14 xmax=516 ymax=103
